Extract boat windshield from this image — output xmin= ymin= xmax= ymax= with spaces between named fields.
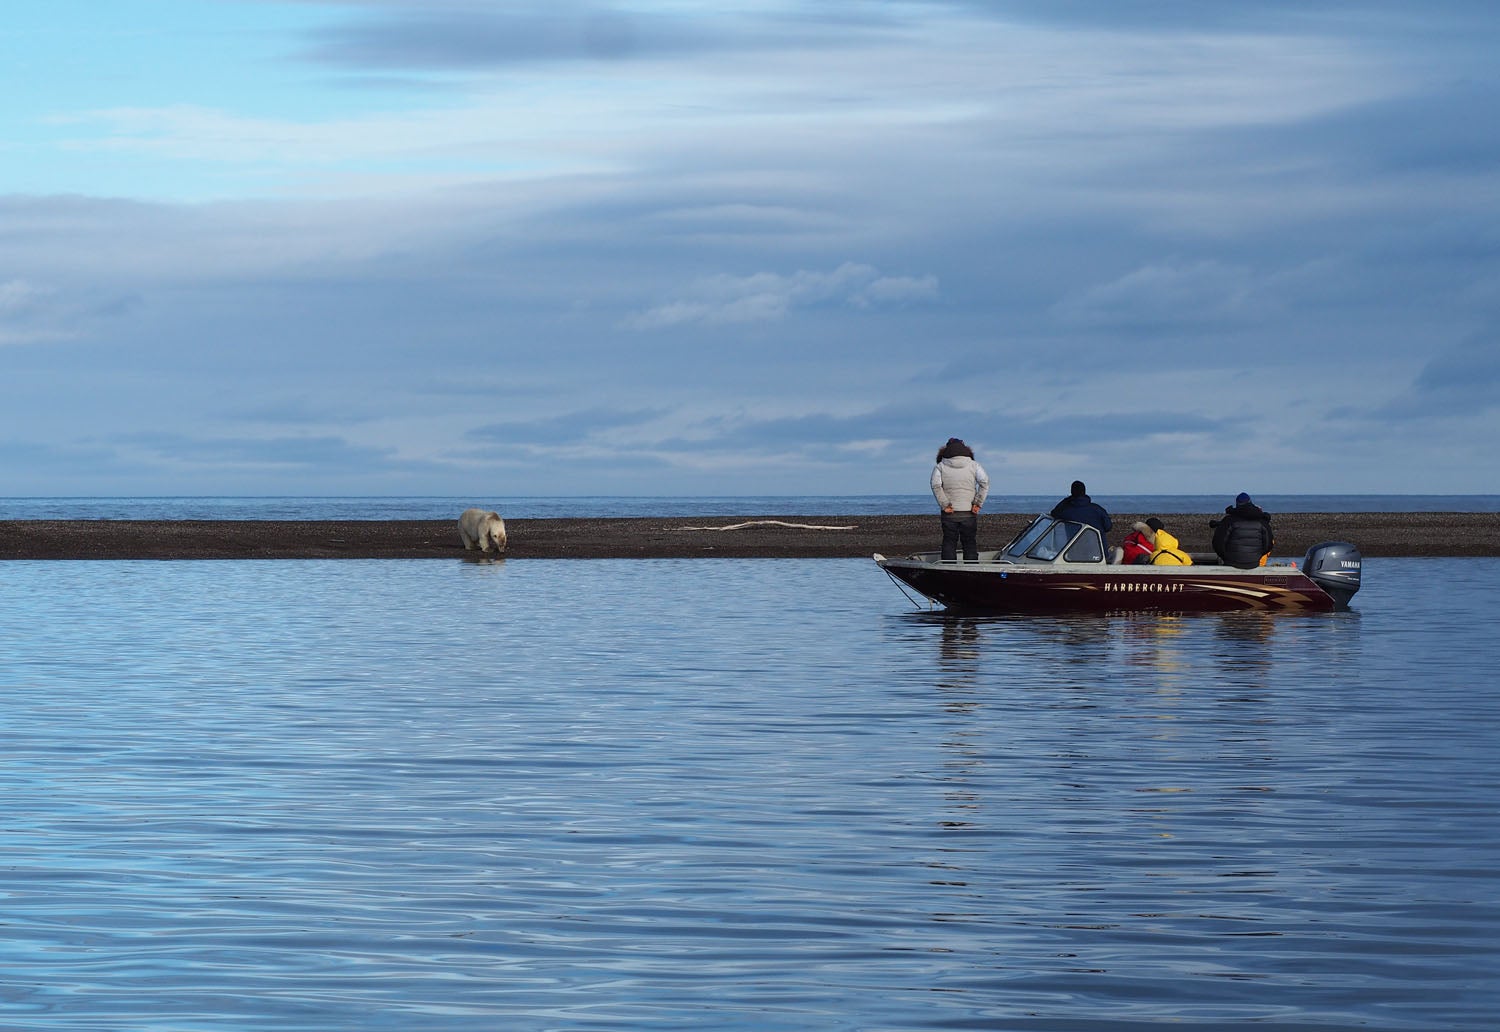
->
xmin=1004 ymin=516 xmax=1054 ymax=558
xmin=1004 ymin=516 xmax=1106 ymax=564
xmin=1061 ymin=525 xmax=1105 ymax=563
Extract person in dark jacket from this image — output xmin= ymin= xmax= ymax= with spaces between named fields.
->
xmin=1211 ymin=492 xmax=1275 ymax=568
xmin=1049 ymin=480 xmax=1112 ymax=536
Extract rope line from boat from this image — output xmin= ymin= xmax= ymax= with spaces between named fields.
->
xmin=880 ymin=565 xmax=933 ymax=610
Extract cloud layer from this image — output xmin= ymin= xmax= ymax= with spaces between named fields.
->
xmin=0 ymin=0 xmax=1496 ymax=496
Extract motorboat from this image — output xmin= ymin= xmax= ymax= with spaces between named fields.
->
xmin=874 ymin=514 xmax=1362 ymax=613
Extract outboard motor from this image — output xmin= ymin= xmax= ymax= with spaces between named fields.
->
xmin=1303 ymin=541 xmax=1362 ymax=607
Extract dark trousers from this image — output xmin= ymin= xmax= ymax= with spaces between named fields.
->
xmin=940 ymin=511 xmax=978 ymax=561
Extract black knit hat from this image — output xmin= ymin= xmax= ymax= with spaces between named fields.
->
xmin=1071 ymin=480 xmax=1086 ymax=496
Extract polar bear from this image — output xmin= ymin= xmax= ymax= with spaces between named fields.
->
xmin=458 ymin=507 xmax=507 ymax=554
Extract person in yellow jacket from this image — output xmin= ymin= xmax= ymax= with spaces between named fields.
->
xmin=1144 ymin=517 xmax=1193 ymax=565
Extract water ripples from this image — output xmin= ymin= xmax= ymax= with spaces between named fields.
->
xmin=0 ymin=557 xmax=1495 ymax=1029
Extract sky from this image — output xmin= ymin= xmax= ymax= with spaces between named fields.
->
xmin=1 ymin=0 xmax=1497 ymax=498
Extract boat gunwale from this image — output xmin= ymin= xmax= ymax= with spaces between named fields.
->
xmin=876 ymin=551 xmax=1310 ymax=579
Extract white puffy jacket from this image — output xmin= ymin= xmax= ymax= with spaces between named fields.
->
xmin=930 ymin=456 xmax=990 ymax=512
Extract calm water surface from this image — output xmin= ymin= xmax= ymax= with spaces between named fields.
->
xmin=2 ymin=494 xmax=1498 ymax=519
xmin=0 ymin=557 xmax=1495 ymax=1030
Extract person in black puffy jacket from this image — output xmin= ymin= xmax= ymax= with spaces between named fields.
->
xmin=1211 ymin=492 xmax=1275 ymax=568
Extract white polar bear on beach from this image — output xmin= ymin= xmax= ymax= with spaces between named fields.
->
xmin=458 ymin=508 xmax=507 ymax=554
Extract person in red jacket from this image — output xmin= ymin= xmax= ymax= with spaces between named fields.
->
xmin=1121 ymin=521 xmax=1157 ymax=564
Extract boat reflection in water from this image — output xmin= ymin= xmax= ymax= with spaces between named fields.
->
xmin=876 ymin=514 xmax=1362 ymax=614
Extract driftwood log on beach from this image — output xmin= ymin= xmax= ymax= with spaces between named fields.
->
xmin=0 ymin=512 xmax=1495 ymax=560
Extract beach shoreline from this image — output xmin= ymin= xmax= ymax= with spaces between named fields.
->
xmin=0 ymin=512 xmax=1494 ymax=559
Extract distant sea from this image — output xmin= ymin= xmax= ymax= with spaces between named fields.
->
xmin=1 ymin=494 xmax=1497 ymax=520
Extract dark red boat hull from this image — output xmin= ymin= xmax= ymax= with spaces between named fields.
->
xmin=882 ymin=562 xmax=1337 ymax=613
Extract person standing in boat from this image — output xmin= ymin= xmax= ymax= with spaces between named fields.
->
xmin=1049 ymin=480 xmax=1112 ymax=537
xmin=930 ymin=438 xmax=990 ymax=562
xmin=1211 ymin=492 xmax=1275 ymax=568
